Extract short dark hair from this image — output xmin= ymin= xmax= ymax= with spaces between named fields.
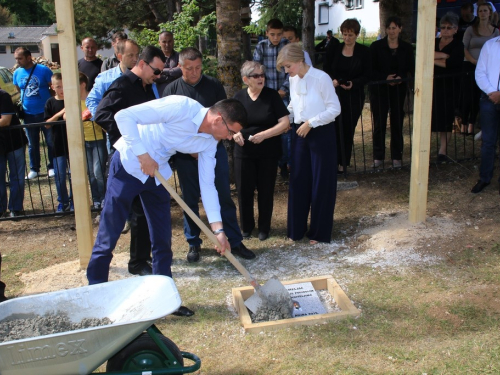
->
xmin=117 ymin=39 xmax=139 ymax=55
xmin=210 ymin=99 xmax=248 ymax=129
xmin=52 ymin=72 xmax=62 ymax=81
xmin=159 ymin=31 xmax=173 ymax=38
xmin=461 ymin=2 xmax=474 ymax=12
xmin=179 ymin=47 xmax=203 ymax=65
xmin=340 ymin=19 xmax=361 ymax=35
xmin=267 ymin=19 xmax=284 ymax=31
xmin=79 ymin=72 xmax=89 ymax=85
xmin=385 ymin=16 xmax=402 ymax=29
xmin=112 ymin=31 xmax=127 ymax=42
xmin=139 ymin=45 xmax=166 ymax=65
xmin=14 ymin=46 xmax=31 ymax=57
xmin=283 ymin=26 xmax=298 ymax=37
xmin=327 ymin=30 xmax=333 ymax=36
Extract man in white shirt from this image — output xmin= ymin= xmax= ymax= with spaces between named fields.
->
xmin=471 ymin=36 xmax=500 ymax=194
xmin=86 ymin=96 xmax=247 ymax=285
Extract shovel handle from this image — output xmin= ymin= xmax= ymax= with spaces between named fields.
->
xmin=154 ymin=170 xmax=260 ymax=289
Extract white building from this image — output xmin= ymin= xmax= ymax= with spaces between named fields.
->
xmin=315 ymin=0 xmax=380 ymax=37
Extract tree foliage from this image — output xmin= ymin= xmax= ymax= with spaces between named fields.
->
xmin=0 ymin=6 xmax=12 ymax=26
xmin=245 ymin=0 xmax=302 ymax=36
xmin=0 ymin=0 xmax=53 ymax=25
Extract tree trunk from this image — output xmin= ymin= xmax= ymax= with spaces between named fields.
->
xmin=302 ymin=0 xmax=315 ymax=60
xmin=145 ymin=0 xmax=166 ymax=23
xmin=379 ymin=0 xmax=414 ymax=42
xmin=166 ymin=0 xmax=175 ymax=21
xmin=241 ymin=0 xmax=252 ymax=61
xmin=216 ymin=0 xmax=243 ymax=182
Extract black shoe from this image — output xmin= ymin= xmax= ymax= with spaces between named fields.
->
xmin=128 ymin=263 xmax=153 ymax=276
xmin=437 ymin=154 xmax=452 ymax=164
xmin=280 ymin=166 xmax=289 ymax=179
xmin=231 ymin=243 xmax=256 ymax=259
xmin=471 ymin=180 xmax=490 ymax=194
xmin=258 ymin=231 xmax=268 ymax=241
xmin=172 ymin=305 xmax=195 ymax=317
xmin=187 ymin=245 xmax=201 ymax=263
xmin=0 ymin=281 xmax=7 ymax=303
xmin=9 ymin=211 xmax=23 ymax=218
xmin=242 ymin=230 xmax=253 ymax=239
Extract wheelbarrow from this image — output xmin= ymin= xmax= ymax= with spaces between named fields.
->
xmin=0 ymin=275 xmax=201 ymax=375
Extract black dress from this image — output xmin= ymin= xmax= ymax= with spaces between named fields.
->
xmin=432 ymin=38 xmax=464 ymax=132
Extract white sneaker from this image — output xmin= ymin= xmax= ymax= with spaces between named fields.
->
xmin=48 ymin=169 xmax=55 ymax=178
xmin=474 ymin=131 xmax=482 ymax=141
xmin=25 ymin=171 xmax=38 ymax=180
xmin=93 ymin=202 xmax=101 ymax=210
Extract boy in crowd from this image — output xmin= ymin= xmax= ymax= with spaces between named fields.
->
xmin=44 ymin=73 xmax=72 ymax=212
xmin=253 ymin=19 xmax=291 ymax=178
xmin=283 ymin=26 xmax=313 ymax=66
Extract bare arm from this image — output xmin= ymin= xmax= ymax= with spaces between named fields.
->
xmin=0 ymin=114 xmax=12 ymax=127
xmin=250 ymin=115 xmax=290 ymax=144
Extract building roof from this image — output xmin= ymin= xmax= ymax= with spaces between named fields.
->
xmin=0 ymin=24 xmax=57 ymax=45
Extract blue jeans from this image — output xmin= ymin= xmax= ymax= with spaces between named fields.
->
xmin=24 ymin=113 xmax=54 ymax=172
xmin=175 ymin=142 xmax=243 ymax=248
xmin=278 ymin=130 xmax=291 ymax=170
xmin=53 ymin=155 xmax=72 ymax=205
xmin=0 ymin=146 xmax=26 ymax=212
xmin=85 ymin=140 xmax=107 ymax=203
xmin=479 ymin=95 xmax=500 ymax=184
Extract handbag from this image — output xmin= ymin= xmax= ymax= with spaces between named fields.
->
xmin=16 ymin=63 xmax=37 ymax=121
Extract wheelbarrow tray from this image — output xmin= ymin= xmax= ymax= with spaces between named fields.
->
xmin=0 ymin=275 xmax=181 ymax=375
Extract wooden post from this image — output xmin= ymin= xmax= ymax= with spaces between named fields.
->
xmin=409 ymin=0 xmax=437 ymax=224
xmin=54 ymin=0 xmax=93 ymax=268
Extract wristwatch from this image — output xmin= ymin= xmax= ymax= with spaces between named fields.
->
xmin=213 ymin=228 xmax=225 ymax=235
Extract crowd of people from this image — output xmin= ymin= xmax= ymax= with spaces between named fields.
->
xmin=1 ymin=1 xmax=500 ymax=304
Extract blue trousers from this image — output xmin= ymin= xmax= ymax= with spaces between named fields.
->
xmin=175 ymin=142 xmax=242 ymax=248
xmin=85 ymin=139 xmax=107 ymax=204
xmin=479 ymin=95 xmax=500 ymax=184
xmin=0 ymin=146 xmax=26 ymax=213
xmin=288 ymin=122 xmax=337 ymax=243
xmin=24 ymin=113 xmax=54 ymax=172
xmin=53 ymin=155 xmax=72 ymax=205
xmin=87 ymin=152 xmax=172 ymax=284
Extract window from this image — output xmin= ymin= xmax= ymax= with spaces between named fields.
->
xmin=10 ymin=44 xmax=40 ymax=53
xmin=0 ymin=46 xmax=6 ymax=54
xmin=346 ymin=0 xmax=363 ymax=10
xmin=318 ymin=3 xmax=330 ymax=25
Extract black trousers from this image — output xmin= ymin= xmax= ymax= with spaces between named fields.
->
xmin=234 ymin=157 xmax=279 ymax=234
xmin=370 ymin=83 xmax=408 ymax=161
xmin=336 ymin=89 xmax=364 ymax=167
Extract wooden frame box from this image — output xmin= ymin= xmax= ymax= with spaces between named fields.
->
xmin=232 ymin=275 xmax=361 ymax=333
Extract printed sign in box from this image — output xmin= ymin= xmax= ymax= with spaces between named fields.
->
xmin=285 ymin=282 xmax=327 ymax=317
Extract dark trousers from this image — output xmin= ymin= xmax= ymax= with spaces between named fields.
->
xmin=87 ymin=152 xmax=172 ymax=284
xmin=460 ymin=62 xmax=480 ymax=126
xmin=370 ymin=83 xmax=408 ymax=161
xmin=234 ymin=157 xmax=279 ymax=234
xmin=479 ymin=95 xmax=500 ymax=184
xmin=175 ymin=142 xmax=242 ymax=248
xmin=288 ymin=122 xmax=337 ymax=243
xmin=336 ymin=89 xmax=364 ymax=167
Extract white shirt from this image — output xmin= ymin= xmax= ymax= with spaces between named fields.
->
xmin=114 ymin=95 xmax=222 ymax=223
xmin=287 ymin=66 xmax=341 ymax=127
xmin=475 ymin=36 xmax=500 ymax=94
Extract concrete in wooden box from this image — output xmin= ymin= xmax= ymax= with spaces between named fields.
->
xmin=232 ymin=275 xmax=360 ymax=333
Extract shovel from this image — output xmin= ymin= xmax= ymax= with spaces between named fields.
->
xmin=154 ymin=170 xmax=293 ymax=319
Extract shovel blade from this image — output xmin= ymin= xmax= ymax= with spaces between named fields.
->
xmin=244 ymin=276 xmax=292 ymax=315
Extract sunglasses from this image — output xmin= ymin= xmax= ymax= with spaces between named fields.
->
xmin=145 ymin=61 xmax=162 ymax=75
xmin=248 ymin=73 xmax=265 ymax=79
xmin=219 ymin=113 xmax=235 ymax=136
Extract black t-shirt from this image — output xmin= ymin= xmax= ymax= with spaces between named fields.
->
xmin=233 ymin=87 xmax=289 ymax=159
xmin=163 ymin=75 xmax=227 ymax=107
xmin=78 ymin=58 xmax=103 ymax=91
xmin=0 ymin=89 xmax=27 ymax=154
xmin=44 ymin=97 xmax=68 ymax=157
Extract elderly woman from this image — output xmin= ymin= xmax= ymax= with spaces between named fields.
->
xmin=277 ymin=43 xmax=341 ymax=244
xmin=232 ymin=61 xmax=290 ymax=241
xmin=370 ymin=16 xmax=415 ymax=169
xmin=433 ymin=12 xmax=464 ymax=162
xmin=461 ymin=3 xmax=499 ymax=135
xmin=325 ymin=18 xmax=371 ymax=173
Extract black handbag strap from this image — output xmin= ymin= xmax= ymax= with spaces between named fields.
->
xmin=21 ymin=63 xmax=37 ymax=104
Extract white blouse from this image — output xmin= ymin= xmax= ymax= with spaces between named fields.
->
xmin=287 ymin=66 xmax=341 ymax=127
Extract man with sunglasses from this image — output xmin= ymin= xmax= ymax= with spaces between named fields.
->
xmin=163 ymin=47 xmax=256 ymax=264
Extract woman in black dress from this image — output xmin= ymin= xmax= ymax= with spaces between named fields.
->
xmin=326 ymin=18 xmax=371 ymax=173
xmin=432 ymin=12 xmax=464 ymax=162
xmin=370 ymin=16 xmax=415 ymax=169
xmin=232 ymin=61 xmax=290 ymax=241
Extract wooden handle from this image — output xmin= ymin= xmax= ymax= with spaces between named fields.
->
xmin=154 ymin=170 xmax=260 ymax=289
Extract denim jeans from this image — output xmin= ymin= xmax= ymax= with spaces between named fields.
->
xmin=0 ymin=146 xmax=26 ymax=212
xmin=85 ymin=140 xmax=107 ymax=204
xmin=24 ymin=113 xmax=54 ymax=172
xmin=278 ymin=130 xmax=291 ymax=170
xmin=53 ymin=155 xmax=72 ymax=204
xmin=479 ymin=95 xmax=500 ymax=184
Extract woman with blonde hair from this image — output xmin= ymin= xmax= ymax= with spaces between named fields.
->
xmin=277 ymin=43 xmax=341 ymax=244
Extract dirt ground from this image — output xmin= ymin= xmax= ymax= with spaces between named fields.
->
xmin=1 ymin=158 xmax=498 ymax=297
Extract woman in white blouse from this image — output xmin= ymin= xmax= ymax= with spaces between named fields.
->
xmin=277 ymin=43 xmax=341 ymax=244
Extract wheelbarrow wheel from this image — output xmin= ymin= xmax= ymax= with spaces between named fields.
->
xmin=106 ymin=332 xmax=184 ymax=373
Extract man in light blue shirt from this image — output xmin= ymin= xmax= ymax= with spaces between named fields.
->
xmin=86 ymin=39 xmax=140 ymax=118
xmin=86 ymin=96 xmax=248 ymax=285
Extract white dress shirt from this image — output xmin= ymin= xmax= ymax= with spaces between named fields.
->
xmin=288 ymin=66 xmax=341 ymax=127
xmin=114 ymin=95 xmax=222 ymax=223
xmin=475 ymin=36 xmax=500 ymax=95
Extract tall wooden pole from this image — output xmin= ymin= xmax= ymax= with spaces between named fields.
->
xmin=408 ymin=0 xmax=437 ymax=224
xmin=54 ymin=0 xmax=93 ymax=268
